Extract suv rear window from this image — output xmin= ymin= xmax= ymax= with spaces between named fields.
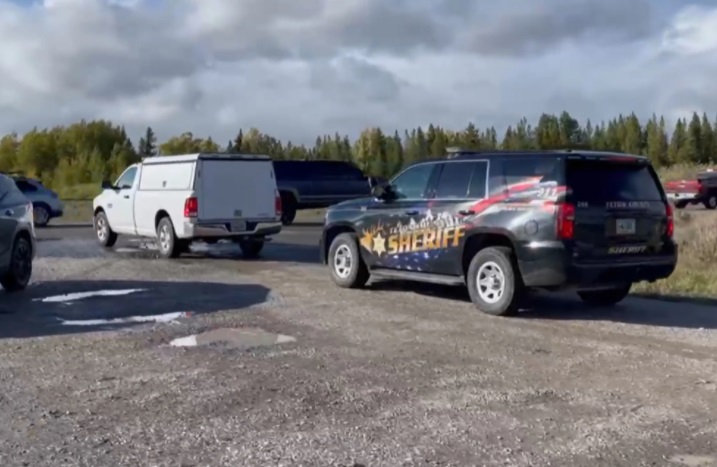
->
xmin=567 ymin=160 xmax=663 ymax=202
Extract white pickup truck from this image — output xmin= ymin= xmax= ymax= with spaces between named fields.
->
xmin=92 ymin=153 xmax=283 ymax=259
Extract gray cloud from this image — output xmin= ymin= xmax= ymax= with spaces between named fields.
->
xmin=0 ymin=0 xmax=714 ymax=147
xmin=461 ymin=0 xmax=656 ymax=56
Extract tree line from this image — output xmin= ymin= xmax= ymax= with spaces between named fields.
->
xmin=0 ymin=111 xmax=715 ymax=191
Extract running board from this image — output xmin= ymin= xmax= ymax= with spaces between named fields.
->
xmin=370 ymin=268 xmax=465 ymax=286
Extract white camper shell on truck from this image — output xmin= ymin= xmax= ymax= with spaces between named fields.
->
xmin=92 ymin=153 xmax=283 ymax=259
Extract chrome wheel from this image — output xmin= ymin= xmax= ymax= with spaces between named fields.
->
xmin=33 ymin=206 xmax=49 ymax=226
xmin=333 ymin=244 xmax=353 ymax=279
xmin=159 ymin=224 xmax=171 ymax=252
xmin=96 ymin=216 xmax=107 ymax=241
xmin=476 ymin=261 xmax=505 ymax=304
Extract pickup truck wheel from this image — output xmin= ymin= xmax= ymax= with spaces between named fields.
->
xmin=703 ymin=195 xmax=717 ymax=210
xmin=281 ymin=194 xmax=297 ymax=226
xmin=328 ymin=233 xmax=369 ymax=288
xmin=674 ymin=201 xmax=687 ymax=209
xmin=156 ymin=217 xmax=181 ymax=259
xmin=238 ymin=238 xmax=264 ymax=258
xmin=1 ymin=236 xmax=32 ymax=292
xmin=578 ymin=284 xmax=631 ymax=306
xmin=466 ymin=246 xmax=523 ymax=317
xmin=33 ymin=204 xmax=50 ymax=228
xmin=94 ymin=211 xmax=117 ymax=248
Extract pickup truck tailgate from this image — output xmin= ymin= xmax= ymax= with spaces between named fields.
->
xmin=197 ymin=159 xmax=276 ymax=220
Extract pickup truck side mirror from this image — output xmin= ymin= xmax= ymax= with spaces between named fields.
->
xmin=101 ymin=180 xmax=115 ymax=190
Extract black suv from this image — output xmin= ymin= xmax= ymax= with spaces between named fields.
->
xmin=273 ymin=160 xmax=383 ymax=225
xmin=319 ymin=150 xmax=677 ymax=316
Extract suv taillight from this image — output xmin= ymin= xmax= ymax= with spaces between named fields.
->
xmin=184 ymin=197 xmax=198 ymax=218
xmin=665 ymin=202 xmax=674 ymax=238
xmin=556 ymin=202 xmax=575 ymax=240
xmin=274 ymin=190 xmax=282 ymax=217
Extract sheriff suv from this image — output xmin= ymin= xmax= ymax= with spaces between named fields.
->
xmin=319 ymin=149 xmax=678 ymax=316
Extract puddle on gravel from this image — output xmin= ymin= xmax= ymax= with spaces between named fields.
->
xmin=170 ymin=327 xmax=295 ymax=349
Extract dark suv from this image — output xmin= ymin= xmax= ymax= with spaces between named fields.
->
xmin=319 ymin=150 xmax=677 ymax=316
xmin=273 ymin=160 xmax=382 ymax=225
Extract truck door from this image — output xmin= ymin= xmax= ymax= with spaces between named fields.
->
xmin=107 ymin=165 xmax=138 ymax=234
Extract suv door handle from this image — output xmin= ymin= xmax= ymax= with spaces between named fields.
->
xmin=458 ymin=209 xmax=475 ymax=216
xmin=405 ymin=210 xmax=419 ymax=215
xmin=123 ymin=195 xmax=129 ymax=199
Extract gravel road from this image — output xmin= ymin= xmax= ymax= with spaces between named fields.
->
xmin=1 ymin=225 xmax=717 ymax=466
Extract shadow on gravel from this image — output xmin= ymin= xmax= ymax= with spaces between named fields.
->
xmin=0 ymin=280 xmax=271 ymax=339
xmin=368 ymin=280 xmax=717 ymax=330
xmin=133 ymin=241 xmax=322 ymax=265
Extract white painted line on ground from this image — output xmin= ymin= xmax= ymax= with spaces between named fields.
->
xmin=35 ymin=289 xmax=145 ymax=303
xmin=170 ymin=335 xmax=198 ymax=347
xmin=60 ymin=311 xmax=191 ymax=326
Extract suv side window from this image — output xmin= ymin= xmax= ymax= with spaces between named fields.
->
xmin=504 ymin=157 xmax=564 ymax=190
xmin=15 ymin=180 xmax=37 ymax=193
xmin=115 ymin=166 xmax=137 ymax=189
xmin=433 ymin=162 xmax=476 ymax=199
xmin=390 ymin=163 xmax=435 ymax=199
xmin=468 ymin=161 xmax=489 ymax=198
xmin=321 ymin=162 xmax=362 ymax=180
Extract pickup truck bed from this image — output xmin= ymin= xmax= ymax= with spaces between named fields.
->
xmin=664 ymin=170 xmax=717 ymax=209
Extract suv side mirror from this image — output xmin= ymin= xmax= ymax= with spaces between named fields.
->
xmin=371 ymin=183 xmax=395 ymax=200
xmin=101 ymin=180 xmax=114 ymax=190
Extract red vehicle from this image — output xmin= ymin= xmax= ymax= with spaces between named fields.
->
xmin=664 ymin=169 xmax=717 ymax=209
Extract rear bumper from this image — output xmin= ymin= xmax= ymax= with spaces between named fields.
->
xmin=666 ymin=192 xmax=701 ymax=203
xmin=518 ymin=240 xmax=678 ymax=289
xmin=183 ymin=220 xmax=282 ymax=239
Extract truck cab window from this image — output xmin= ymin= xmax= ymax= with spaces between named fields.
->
xmin=115 ymin=167 xmax=137 ymax=189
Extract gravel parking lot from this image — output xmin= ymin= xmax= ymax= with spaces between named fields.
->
xmin=2 ymin=223 xmax=717 ymax=466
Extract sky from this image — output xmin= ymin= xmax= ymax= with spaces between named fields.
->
xmin=0 ymin=0 xmax=715 ymax=146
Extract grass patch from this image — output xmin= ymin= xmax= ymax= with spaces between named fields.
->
xmin=632 ymin=210 xmax=717 ymax=298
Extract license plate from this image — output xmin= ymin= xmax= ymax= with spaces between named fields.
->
xmin=615 ymin=218 xmax=635 ymax=235
xmin=230 ymin=221 xmax=246 ymax=232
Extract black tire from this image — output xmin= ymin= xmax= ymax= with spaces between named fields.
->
xmin=156 ymin=217 xmax=181 ymax=259
xmin=674 ymin=201 xmax=687 ymax=209
xmin=578 ymin=284 xmax=631 ymax=306
xmin=238 ymin=238 xmax=265 ymax=258
xmin=703 ymin=194 xmax=717 ymax=210
xmin=94 ymin=210 xmax=118 ymax=248
xmin=1 ymin=235 xmax=32 ymax=292
xmin=281 ymin=193 xmax=297 ymax=226
xmin=328 ymin=233 xmax=369 ymax=288
xmin=466 ymin=246 xmax=523 ymax=317
xmin=33 ymin=204 xmax=50 ymax=228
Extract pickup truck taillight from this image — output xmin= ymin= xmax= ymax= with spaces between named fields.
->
xmin=184 ymin=197 xmax=198 ymax=218
xmin=274 ymin=189 xmax=282 ymax=217
xmin=665 ymin=202 xmax=674 ymax=238
xmin=556 ymin=202 xmax=575 ymax=240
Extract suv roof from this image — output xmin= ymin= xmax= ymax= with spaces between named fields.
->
xmin=446 ymin=148 xmax=647 ymax=160
xmin=400 ymin=149 xmax=648 ymax=171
